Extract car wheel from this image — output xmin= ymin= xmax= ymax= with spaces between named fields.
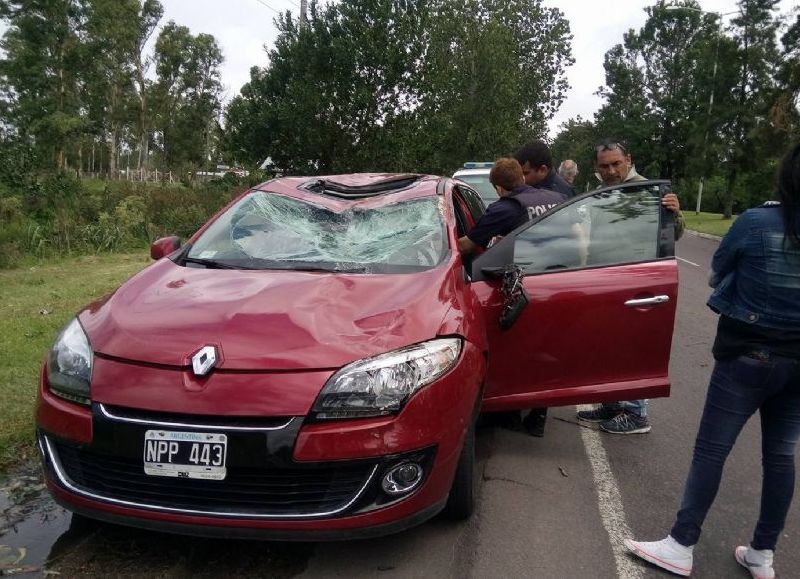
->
xmin=442 ymin=418 xmax=476 ymax=520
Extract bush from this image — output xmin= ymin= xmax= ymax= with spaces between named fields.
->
xmin=81 ymin=212 xmax=124 ymax=252
xmin=144 ymin=182 xmax=239 ymax=239
xmin=0 ymin=196 xmax=49 ymax=267
xmin=0 ymin=174 xmax=245 ymax=269
xmin=0 ymin=137 xmax=38 ymax=191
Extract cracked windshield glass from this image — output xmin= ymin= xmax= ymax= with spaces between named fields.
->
xmin=187 ymin=192 xmax=446 ymax=272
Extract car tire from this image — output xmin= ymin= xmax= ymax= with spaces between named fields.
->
xmin=442 ymin=418 xmax=476 ymax=520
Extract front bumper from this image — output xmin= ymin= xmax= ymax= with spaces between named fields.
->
xmin=36 ymin=340 xmax=485 ymax=539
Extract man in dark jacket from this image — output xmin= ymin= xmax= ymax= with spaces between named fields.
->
xmin=514 ymin=141 xmax=576 ymax=199
xmin=457 ymin=157 xmax=565 ymax=255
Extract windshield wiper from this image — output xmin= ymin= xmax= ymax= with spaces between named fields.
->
xmin=278 ymin=264 xmax=370 ymax=274
xmin=182 ymin=256 xmax=257 ymax=270
xmin=246 ymin=259 xmax=370 ymax=273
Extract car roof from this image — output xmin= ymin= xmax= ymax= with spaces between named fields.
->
xmin=453 ymin=168 xmax=491 ymax=177
xmin=252 ymin=173 xmax=443 ymax=207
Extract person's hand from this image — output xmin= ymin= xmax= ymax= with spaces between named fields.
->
xmin=487 ymin=235 xmax=504 ymax=248
xmin=662 ymin=192 xmax=681 ymax=213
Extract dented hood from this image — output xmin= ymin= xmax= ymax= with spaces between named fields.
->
xmin=79 ymin=259 xmax=458 ymax=370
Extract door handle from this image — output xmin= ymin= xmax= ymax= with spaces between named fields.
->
xmin=624 ymin=295 xmax=670 ymax=307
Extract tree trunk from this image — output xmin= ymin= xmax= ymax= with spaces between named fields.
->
xmin=109 ymin=128 xmax=118 ymax=176
xmin=58 ymin=46 xmax=66 ymax=170
xmin=724 ymin=169 xmax=737 ymax=220
xmin=108 ymin=84 xmax=120 ymax=176
xmin=136 ymin=61 xmax=148 ymax=171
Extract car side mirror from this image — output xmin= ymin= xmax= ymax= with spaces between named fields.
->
xmin=498 ymin=265 xmax=530 ymax=330
xmin=150 ymin=236 xmax=182 ymax=260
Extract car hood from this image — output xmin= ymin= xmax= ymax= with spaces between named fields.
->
xmin=79 ymin=259 xmax=459 ymax=371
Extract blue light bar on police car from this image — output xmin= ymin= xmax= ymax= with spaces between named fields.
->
xmin=463 ymin=162 xmax=494 ymax=169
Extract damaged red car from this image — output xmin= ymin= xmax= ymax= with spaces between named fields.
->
xmin=36 ymin=173 xmax=678 ymax=539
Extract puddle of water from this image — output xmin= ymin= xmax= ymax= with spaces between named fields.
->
xmin=0 ymin=466 xmax=82 ymax=576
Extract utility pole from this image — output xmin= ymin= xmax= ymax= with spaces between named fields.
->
xmin=300 ymin=0 xmax=307 ymax=28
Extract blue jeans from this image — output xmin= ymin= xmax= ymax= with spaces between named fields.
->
xmin=602 ymin=399 xmax=648 ymax=417
xmin=670 ymin=351 xmax=800 ymax=550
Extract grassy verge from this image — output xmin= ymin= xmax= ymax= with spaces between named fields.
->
xmin=683 ymin=211 xmax=737 ymax=237
xmin=0 ymin=251 xmax=150 ymax=471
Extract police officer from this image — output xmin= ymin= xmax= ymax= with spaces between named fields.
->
xmin=457 ymin=157 xmax=566 ymax=255
xmin=514 ymin=140 xmax=576 ymax=198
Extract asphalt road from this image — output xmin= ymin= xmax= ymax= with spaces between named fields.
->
xmin=18 ymin=231 xmax=800 ymax=578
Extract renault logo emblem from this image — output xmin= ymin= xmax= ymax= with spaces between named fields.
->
xmin=191 ymin=346 xmax=217 ymax=376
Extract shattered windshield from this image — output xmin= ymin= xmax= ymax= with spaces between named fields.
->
xmin=185 ymin=191 xmax=447 ymax=273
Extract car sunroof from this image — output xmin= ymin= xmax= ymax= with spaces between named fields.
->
xmin=301 ymin=174 xmax=423 ymax=199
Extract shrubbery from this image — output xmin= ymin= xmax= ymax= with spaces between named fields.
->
xmin=0 ymin=172 xmax=253 ymax=269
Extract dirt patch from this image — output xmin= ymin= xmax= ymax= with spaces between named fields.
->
xmin=47 ymin=523 xmax=313 ymax=578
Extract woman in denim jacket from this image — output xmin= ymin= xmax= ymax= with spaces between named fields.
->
xmin=625 ymin=143 xmax=800 ymax=578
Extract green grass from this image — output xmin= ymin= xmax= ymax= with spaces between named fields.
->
xmin=0 ymin=251 xmax=150 ymax=471
xmin=683 ymin=211 xmax=737 ymax=237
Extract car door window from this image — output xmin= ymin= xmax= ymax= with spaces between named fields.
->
xmin=456 ymin=185 xmax=486 ymax=222
xmin=513 ymin=183 xmax=665 ymax=274
xmin=452 ymin=192 xmax=473 ymax=238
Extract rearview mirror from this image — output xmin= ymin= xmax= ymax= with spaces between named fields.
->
xmin=150 ymin=235 xmax=182 ymax=260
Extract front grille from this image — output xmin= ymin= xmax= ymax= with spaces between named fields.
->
xmin=51 ymin=439 xmax=376 ymax=517
xmin=100 ymin=404 xmax=293 ymax=430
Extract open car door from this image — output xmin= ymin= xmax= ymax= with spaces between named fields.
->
xmin=471 ymin=180 xmax=679 ymax=411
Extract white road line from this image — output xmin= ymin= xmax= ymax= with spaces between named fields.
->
xmin=576 ymin=404 xmax=643 ymax=579
xmin=677 ymin=256 xmax=701 ymax=267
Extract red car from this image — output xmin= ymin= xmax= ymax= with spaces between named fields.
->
xmin=37 ymin=173 xmax=678 ymax=539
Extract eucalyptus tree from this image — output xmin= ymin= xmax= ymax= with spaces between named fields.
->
xmin=84 ymin=0 xmax=141 ymax=175
xmin=152 ymin=22 xmax=224 ymax=170
xmin=0 ymin=0 xmax=87 ymax=169
xmin=133 ymin=0 xmax=164 ymax=170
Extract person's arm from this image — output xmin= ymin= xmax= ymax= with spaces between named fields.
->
xmin=661 ymin=193 xmax=685 ymax=240
xmin=459 ymin=202 xmax=513 ymax=255
xmin=708 ymin=213 xmax=749 ymax=287
xmin=457 ymin=235 xmax=479 ymax=255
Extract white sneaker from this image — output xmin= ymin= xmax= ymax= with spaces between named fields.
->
xmin=735 ymin=545 xmax=775 ymax=579
xmin=624 ymin=535 xmax=694 ymax=577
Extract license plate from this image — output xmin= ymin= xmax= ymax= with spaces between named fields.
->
xmin=143 ymin=430 xmax=227 ymax=480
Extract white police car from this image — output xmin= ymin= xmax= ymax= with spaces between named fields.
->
xmin=452 ymin=162 xmax=497 ymax=205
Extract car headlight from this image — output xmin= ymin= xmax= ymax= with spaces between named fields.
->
xmin=312 ymin=338 xmax=462 ymax=419
xmin=47 ymin=318 xmax=93 ymax=405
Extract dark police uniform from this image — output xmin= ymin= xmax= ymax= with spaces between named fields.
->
xmin=466 ymin=184 xmax=566 ymax=249
xmin=539 ymin=167 xmax=576 ymax=198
